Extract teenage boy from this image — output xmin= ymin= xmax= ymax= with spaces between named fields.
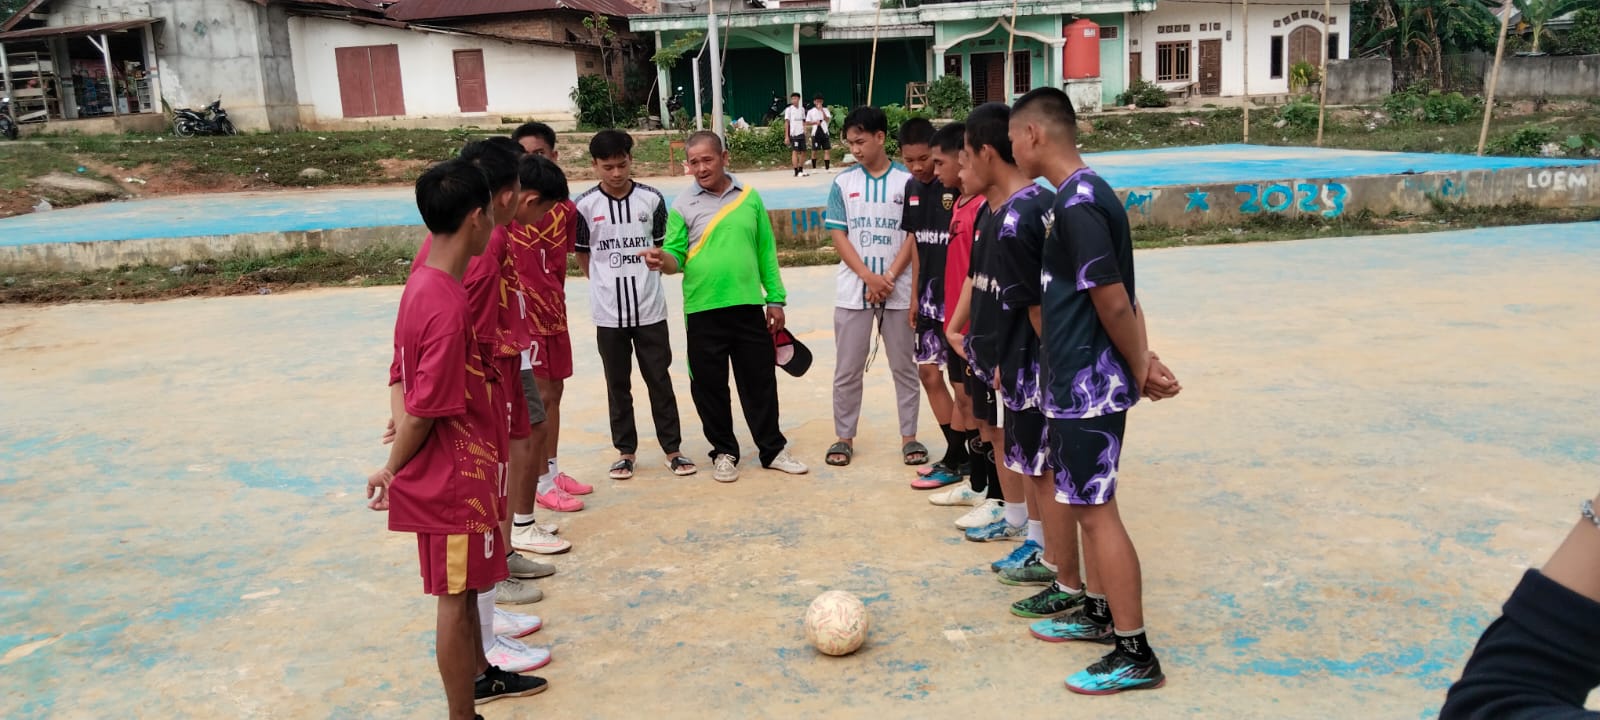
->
xmin=805 ymin=95 xmax=833 ymax=172
xmin=511 ymin=122 xmax=593 ymax=512
xmin=898 ymin=118 xmax=968 ymax=489
xmin=823 ymin=106 xmax=921 ymax=468
xmin=576 ymin=129 xmax=694 ymax=479
xmin=368 ymin=159 xmax=546 ymax=717
xmin=925 ymin=122 xmax=1007 ymax=532
xmin=783 ymin=93 xmax=809 ymax=177
xmin=641 ymin=130 xmax=809 ymax=482
xmin=1011 ymin=87 xmax=1182 ymax=695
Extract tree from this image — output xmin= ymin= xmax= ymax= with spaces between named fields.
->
xmin=1513 ymin=0 xmax=1589 ymax=53
xmin=1 ymin=0 xmax=29 ymax=24
xmin=1360 ymin=0 xmax=1497 ymax=87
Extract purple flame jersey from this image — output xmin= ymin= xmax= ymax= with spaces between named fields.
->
xmin=1039 ymin=167 xmax=1139 ymax=421
xmin=970 ymin=183 xmax=1055 ymax=412
xmin=903 ymin=176 xmax=956 ymax=322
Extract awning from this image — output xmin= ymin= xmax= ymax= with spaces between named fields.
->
xmin=0 ymin=18 xmax=157 ymax=42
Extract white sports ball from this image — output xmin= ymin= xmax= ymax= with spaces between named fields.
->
xmin=804 ymin=590 xmax=869 ymax=656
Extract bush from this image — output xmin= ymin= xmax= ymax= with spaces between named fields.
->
xmin=725 ymin=119 xmax=788 ymax=163
xmin=1116 ymin=79 xmax=1170 ymax=108
xmin=926 ymin=74 xmax=973 ymax=119
xmin=570 ymin=75 xmax=631 ymax=129
xmin=1487 ymin=126 xmax=1554 ymax=156
xmin=1382 ymin=83 xmax=1479 ymax=125
xmin=1276 ymin=97 xmax=1320 ymax=132
xmin=1558 ymin=9 xmax=1600 ymax=55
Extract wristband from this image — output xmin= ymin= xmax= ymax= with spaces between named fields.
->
xmin=1584 ymin=498 xmax=1599 ymax=529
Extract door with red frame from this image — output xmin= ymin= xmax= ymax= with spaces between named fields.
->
xmin=334 ymin=44 xmax=405 ymax=118
xmin=454 ymin=50 xmax=488 ymax=113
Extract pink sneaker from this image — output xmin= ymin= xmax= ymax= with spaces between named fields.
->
xmin=536 ymin=487 xmax=584 ymax=512
xmin=553 ymin=472 xmax=593 ymax=496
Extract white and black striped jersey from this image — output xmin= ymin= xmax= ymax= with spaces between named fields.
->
xmin=574 ymin=182 xmax=670 ymax=328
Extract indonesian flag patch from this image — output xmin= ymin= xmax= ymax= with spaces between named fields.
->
xmin=908 ymin=196 xmax=921 ymax=207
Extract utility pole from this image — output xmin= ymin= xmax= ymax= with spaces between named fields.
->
xmin=1242 ymin=0 xmax=1251 ymax=143
xmin=1478 ymin=0 xmax=1514 ymax=155
xmin=1315 ymin=0 xmax=1330 ymax=145
xmin=708 ymin=0 xmax=725 ymax=138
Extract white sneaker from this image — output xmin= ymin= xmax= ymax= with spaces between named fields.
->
xmin=485 ymin=636 xmax=551 ymax=673
xmin=493 ymin=607 xmax=543 ymax=638
xmin=766 ymin=448 xmax=809 ymax=475
xmin=713 ymin=454 xmax=740 ymax=483
xmin=929 ymin=485 xmax=984 ymax=507
xmin=512 ymin=522 xmax=572 ymax=555
xmin=955 ymin=498 xmax=1005 ymax=530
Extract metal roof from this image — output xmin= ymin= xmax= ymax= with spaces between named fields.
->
xmin=385 ymin=0 xmax=645 ymax=21
xmin=0 ymin=18 xmax=156 ymax=41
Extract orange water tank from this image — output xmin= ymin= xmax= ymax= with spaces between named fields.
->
xmin=1062 ymin=18 xmax=1101 ymax=80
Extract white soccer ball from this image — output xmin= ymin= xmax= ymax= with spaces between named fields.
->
xmin=804 ymin=590 xmax=869 ymax=656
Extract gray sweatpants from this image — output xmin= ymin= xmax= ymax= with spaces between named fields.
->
xmin=833 ymin=306 xmax=921 ymax=439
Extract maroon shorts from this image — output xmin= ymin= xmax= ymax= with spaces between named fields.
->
xmin=499 ymin=356 xmax=531 ymax=440
xmin=416 ymin=527 xmax=508 ymax=596
xmin=529 ymin=332 xmax=573 ymax=381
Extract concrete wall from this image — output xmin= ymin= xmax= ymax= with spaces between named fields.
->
xmin=1128 ymin=0 xmax=1351 ymax=97
xmin=1326 ymin=57 xmax=1391 ymax=105
xmin=254 ymin=3 xmax=300 ymax=131
xmin=287 ymin=16 xmax=579 ymax=127
xmin=1085 ymin=12 xmax=1124 ymax=106
xmin=1485 ymin=54 xmax=1600 ymax=98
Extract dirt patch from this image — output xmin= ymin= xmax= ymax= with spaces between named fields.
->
xmin=0 ymin=190 xmax=38 ymax=219
xmin=376 ymin=158 xmax=430 ymax=181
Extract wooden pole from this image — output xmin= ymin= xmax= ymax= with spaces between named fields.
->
xmin=1004 ymin=0 xmax=1020 ymax=102
xmin=1478 ymin=0 xmax=1514 ymax=156
xmin=1315 ymin=0 xmax=1330 ymax=145
xmin=867 ymin=0 xmax=884 ymax=104
xmin=1242 ymin=0 xmax=1250 ymax=143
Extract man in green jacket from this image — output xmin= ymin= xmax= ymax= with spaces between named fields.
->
xmin=641 ymin=131 xmax=809 ymax=483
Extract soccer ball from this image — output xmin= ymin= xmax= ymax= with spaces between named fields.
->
xmin=804 ymin=590 xmax=869 ymax=656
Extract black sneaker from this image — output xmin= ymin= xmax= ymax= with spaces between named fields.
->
xmin=474 ymin=666 xmax=548 ymax=705
xmin=1010 ymin=583 xmax=1086 ymax=618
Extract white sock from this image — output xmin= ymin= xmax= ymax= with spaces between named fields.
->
xmin=1041 ymin=557 xmax=1058 ymax=572
xmin=513 ymin=512 xmax=536 ymax=526
xmin=1055 ymin=580 xmax=1082 ymax=594
xmin=1003 ymin=501 xmax=1028 ymax=527
xmin=537 ymin=471 xmax=555 ymax=495
xmin=548 ymin=458 xmax=559 ymax=475
xmin=478 ymin=588 xmax=497 ymax=654
xmin=1027 ymin=519 xmax=1045 ymax=546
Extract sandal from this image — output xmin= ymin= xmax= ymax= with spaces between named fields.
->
xmin=609 ymin=458 xmax=635 ymax=480
xmin=666 ymin=455 xmax=698 ymax=476
xmin=902 ymin=441 xmax=929 ymax=466
xmin=825 ymin=441 xmax=853 ymax=467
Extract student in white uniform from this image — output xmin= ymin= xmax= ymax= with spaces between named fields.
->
xmin=805 ymin=95 xmax=833 ymax=172
xmin=783 ymin=93 xmax=809 ymax=178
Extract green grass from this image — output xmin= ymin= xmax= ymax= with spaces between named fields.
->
xmin=0 ymin=144 xmax=95 ymax=190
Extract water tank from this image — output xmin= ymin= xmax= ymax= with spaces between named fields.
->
xmin=1062 ymin=18 xmax=1101 ymax=80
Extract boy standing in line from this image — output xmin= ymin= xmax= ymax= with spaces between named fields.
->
xmin=640 ymin=131 xmax=809 ymax=482
xmin=823 ymin=106 xmax=922 ymax=468
xmin=899 ymin=118 xmax=969 ymax=489
xmin=805 ymin=95 xmax=833 ymax=172
xmin=925 ymin=122 xmax=1008 ymax=532
xmin=784 ymin=93 xmax=809 ymax=178
xmin=1011 ymin=87 xmax=1181 ymax=695
xmin=368 ymin=159 xmax=547 ymax=717
xmin=510 ymin=122 xmax=593 ymax=515
xmin=575 ymin=129 xmax=694 ymax=480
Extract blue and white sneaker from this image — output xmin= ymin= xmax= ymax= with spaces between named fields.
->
xmin=1065 ymin=650 xmax=1166 ymax=695
xmin=964 ymin=518 xmax=1025 ymax=543
xmin=990 ymin=539 xmax=1042 ymax=572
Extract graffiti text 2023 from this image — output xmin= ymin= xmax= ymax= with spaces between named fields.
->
xmin=1236 ymin=182 xmax=1349 ymax=218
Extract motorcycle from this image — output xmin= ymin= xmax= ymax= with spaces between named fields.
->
xmin=667 ymin=85 xmax=685 ymax=115
xmin=173 ymin=98 xmax=236 ymax=137
xmin=0 ymin=97 xmax=17 ymax=141
xmin=762 ymin=93 xmax=784 ymax=125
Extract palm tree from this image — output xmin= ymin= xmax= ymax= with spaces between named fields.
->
xmin=1512 ymin=0 xmax=1587 ymax=53
xmin=1362 ymin=0 xmax=1497 ymax=87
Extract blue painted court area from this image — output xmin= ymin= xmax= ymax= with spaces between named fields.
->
xmin=0 ymin=144 xmax=1590 ymax=247
xmin=2 ymin=222 xmax=1598 ymax=717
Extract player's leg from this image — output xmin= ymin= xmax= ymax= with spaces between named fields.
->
xmin=931 ymin=362 xmax=988 ymax=506
xmin=966 ymin=420 xmax=1026 ymax=540
xmin=436 ymin=591 xmax=479 ymax=719
xmin=535 ymin=331 xmax=586 ymax=497
xmin=1002 ymin=409 xmax=1083 ymax=619
xmin=687 ymin=308 xmax=739 ymax=469
xmin=828 ymin=307 xmax=872 ymax=465
xmin=634 ymin=320 xmax=691 ymax=472
xmin=913 ymin=317 xmax=958 ymax=480
xmin=517 ymin=363 xmax=576 ymax=541
xmin=596 ymin=326 xmax=638 ymax=477
xmin=878 ymin=308 xmax=923 ymax=462
xmin=727 ymin=305 xmax=795 ymax=470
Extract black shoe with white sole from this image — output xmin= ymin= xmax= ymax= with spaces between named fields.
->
xmin=474 ymin=666 xmax=548 ymax=705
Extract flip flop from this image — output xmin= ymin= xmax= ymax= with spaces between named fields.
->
xmin=609 ymin=458 xmax=635 ymax=480
xmin=902 ymin=441 xmax=929 ymax=466
xmin=825 ymin=441 xmax=853 ymax=467
xmin=666 ymin=456 xmax=698 ymax=476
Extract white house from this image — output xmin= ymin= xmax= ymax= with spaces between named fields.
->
xmin=1126 ymin=0 xmax=1351 ymax=98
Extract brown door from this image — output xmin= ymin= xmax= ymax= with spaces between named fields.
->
xmin=454 ymin=50 xmax=487 ymax=113
xmin=1129 ymin=52 xmax=1142 ymax=83
xmin=1198 ymin=39 xmax=1221 ymax=96
xmin=969 ymin=52 xmax=1006 ymax=104
xmin=1288 ymin=26 xmax=1323 ymax=69
xmin=334 ymin=45 xmax=406 ymax=118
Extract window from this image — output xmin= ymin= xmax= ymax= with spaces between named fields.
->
xmin=1100 ymin=26 xmax=1118 ymax=39
xmin=945 ymin=54 xmax=962 ymax=77
xmin=1156 ymin=41 xmax=1190 ymax=82
xmin=1328 ymin=32 xmax=1340 ymax=60
xmin=1012 ymin=50 xmax=1031 ymax=94
xmin=1269 ymin=35 xmax=1284 ymax=78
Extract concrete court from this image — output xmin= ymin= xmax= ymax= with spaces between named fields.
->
xmin=0 ymin=144 xmax=1589 ymax=247
xmin=2 ymin=223 xmax=1599 ymax=719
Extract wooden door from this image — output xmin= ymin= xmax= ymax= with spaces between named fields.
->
xmin=1129 ymin=52 xmax=1142 ymax=83
xmin=1198 ymin=39 xmax=1221 ymax=96
xmin=454 ymin=50 xmax=488 ymax=112
xmin=969 ymin=52 xmax=1006 ymax=104
xmin=334 ymin=45 xmax=405 ymax=118
xmin=1288 ymin=26 xmax=1323 ymax=69
xmin=369 ymin=45 xmax=405 ymax=116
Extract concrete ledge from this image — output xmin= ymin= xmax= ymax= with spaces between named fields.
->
xmin=0 ymin=226 xmax=420 ymax=273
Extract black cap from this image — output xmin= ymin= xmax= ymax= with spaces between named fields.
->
xmin=773 ymin=329 xmax=812 ymax=377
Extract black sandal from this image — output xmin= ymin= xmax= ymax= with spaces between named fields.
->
xmin=609 ymin=458 xmax=635 ymax=480
xmin=666 ymin=455 xmax=698 ymax=476
xmin=825 ymin=441 xmax=853 ymax=467
xmin=902 ymin=441 xmax=929 ymax=466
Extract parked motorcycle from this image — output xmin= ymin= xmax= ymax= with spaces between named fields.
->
xmin=0 ymin=97 xmax=17 ymax=141
xmin=762 ymin=92 xmax=784 ymax=125
xmin=173 ymin=98 xmax=236 ymax=137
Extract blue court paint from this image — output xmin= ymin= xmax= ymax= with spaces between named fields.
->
xmin=1 ymin=145 xmax=1590 ymax=246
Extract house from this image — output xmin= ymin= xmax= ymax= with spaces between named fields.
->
xmin=629 ymin=0 xmax=1349 ymax=122
xmin=0 ymin=0 xmax=646 ymax=133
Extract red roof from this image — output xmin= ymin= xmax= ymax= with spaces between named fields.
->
xmin=385 ymin=0 xmax=643 ymax=21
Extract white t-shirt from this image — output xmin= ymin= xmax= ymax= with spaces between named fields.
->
xmin=824 ymin=162 xmax=914 ymax=310
xmin=574 ymin=182 xmax=670 ymax=328
xmin=783 ymin=105 xmax=807 ymax=137
xmin=805 ymin=106 xmax=831 ymax=136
